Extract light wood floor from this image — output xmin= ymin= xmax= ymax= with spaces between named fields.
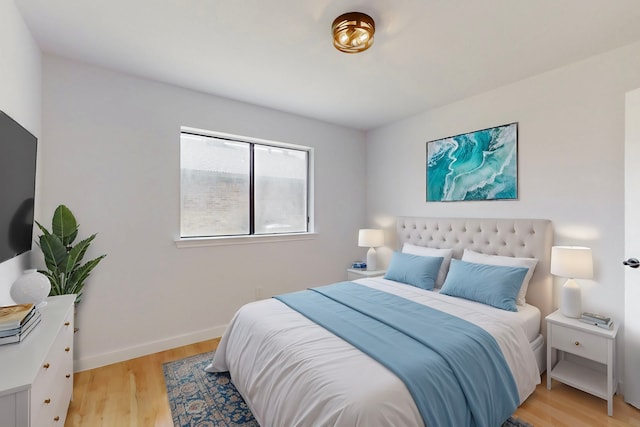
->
xmin=65 ymin=338 xmax=640 ymax=426
xmin=65 ymin=338 xmax=220 ymax=427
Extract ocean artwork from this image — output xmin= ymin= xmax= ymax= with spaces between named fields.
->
xmin=427 ymin=123 xmax=518 ymax=202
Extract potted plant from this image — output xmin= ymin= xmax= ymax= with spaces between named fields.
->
xmin=36 ymin=205 xmax=106 ymax=303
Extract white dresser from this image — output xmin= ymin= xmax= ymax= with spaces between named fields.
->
xmin=0 ymin=295 xmax=75 ymax=426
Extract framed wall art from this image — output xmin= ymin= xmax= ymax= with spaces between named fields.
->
xmin=426 ymin=122 xmax=518 ymax=202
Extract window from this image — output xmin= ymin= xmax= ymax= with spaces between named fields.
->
xmin=180 ymin=130 xmax=310 ymax=239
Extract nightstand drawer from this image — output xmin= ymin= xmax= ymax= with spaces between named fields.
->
xmin=551 ymin=325 xmax=608 ymax=363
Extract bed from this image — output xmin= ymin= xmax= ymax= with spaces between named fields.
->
xmin=207 ymin=217 xmax=553 ymax=427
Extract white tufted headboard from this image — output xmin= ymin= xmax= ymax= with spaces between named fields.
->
xmin=397 ymin=217 xmax=553 ymax=338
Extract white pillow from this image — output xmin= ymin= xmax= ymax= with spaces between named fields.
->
xmin=461 ymin=249 xmax=538 ymax=305
xmin=402 ymin=243 xmax=453 ymax=288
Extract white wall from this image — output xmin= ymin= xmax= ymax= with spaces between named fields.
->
xmin=41 ymin=56 xmax=367 ymax=370
xmin=0 ymin=0 xmax=42 ymax=303
xmin=366 ymin=41 xmax=640 ymax=388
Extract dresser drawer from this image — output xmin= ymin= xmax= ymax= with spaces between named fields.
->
xmin=32 ymin=394 xmax=60 ymax=426
xmin=31 ymin=358 xmax=58 ymax=421
xmin=32 ymin=361 xmax=73 ymax=425
xmin=551 ymin=324 xmax=608 ymax=363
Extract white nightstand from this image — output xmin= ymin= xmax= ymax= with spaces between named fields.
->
xmin=347 ymin=268 xmax=386 ymax=280
xmin=546 ymin=309 xmax=619 ymax=416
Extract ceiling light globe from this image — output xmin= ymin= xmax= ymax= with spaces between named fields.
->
xmin=332 ymin=12 xmax=375 ymax=54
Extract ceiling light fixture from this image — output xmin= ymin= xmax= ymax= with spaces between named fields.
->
xmin=332 ymin=12 xmax=375 ymax=54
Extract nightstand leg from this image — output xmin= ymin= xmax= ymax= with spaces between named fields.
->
xmin=546 ymin=328 xmax=552 ymax=389
xmin=607 ymin=341 xmax=614 ymax=416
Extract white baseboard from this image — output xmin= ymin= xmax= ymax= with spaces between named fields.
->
xmin=74 ymin=324 xmax=228 ymax=372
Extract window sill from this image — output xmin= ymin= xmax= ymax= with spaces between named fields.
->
xmin=175 ymin=232 xmax=318 ymax=248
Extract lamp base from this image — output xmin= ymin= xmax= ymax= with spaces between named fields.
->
xmin=366 ymin=247 xmax=377 ymax=271
xmin=560 ymin=278 xmax=581 ymax=318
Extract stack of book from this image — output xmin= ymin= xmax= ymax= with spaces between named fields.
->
xmin=579 ymin=311 xmax=614 ymax=330
xmin=0 ymin=303 xmax=42 ymax=345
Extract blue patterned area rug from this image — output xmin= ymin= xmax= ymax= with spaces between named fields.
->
xmin=163 ymin=351 xmax=534 ymax=427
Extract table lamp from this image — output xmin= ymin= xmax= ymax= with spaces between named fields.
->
xmin=550 ymin=246 xmax=593 ymax=318
xmin=358 ymin=229 xmax=384 ymax=271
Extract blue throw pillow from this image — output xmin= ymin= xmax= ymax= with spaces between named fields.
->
xmin=440 ymin=259 xmax=528 ymax=312
xmin=384 ymin=252 xmax=444 ymax=290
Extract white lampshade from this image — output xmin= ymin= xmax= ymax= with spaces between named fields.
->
xmin=550 ymin=246 xmax=593 ymax=279
xmin=358 ymin=229 xmax=384 ymax=248
xmin=550 ymin=246 xmax=593 ymax=318
xmin=358 ymin=229 xmax=384 ymax=271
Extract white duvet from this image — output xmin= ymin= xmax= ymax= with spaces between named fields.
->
xmin=207 ymin=278 xmax=541 ymax=427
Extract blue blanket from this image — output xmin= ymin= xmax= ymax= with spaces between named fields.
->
xmin=274 ymin=282 xmax=519 ymax=427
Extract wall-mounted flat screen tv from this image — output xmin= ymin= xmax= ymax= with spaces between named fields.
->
xmin=0 ymin=111 xmax=37 ymax=264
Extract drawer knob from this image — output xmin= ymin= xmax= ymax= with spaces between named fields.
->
xmin=65 ymin=347 xmax=71 ymax=352
xmin=54 ymin=416 xmax=60 ymax=421
xmin=66 ymin=374 xmax=71 ymax=378
xmin=64 ymin=321 xmax=70 ymax=326
xmin=574 ymin=341 xmax=580 ymax=346
xmin=44 ymin=398 xmax=51 ymax=404
xmin=43 ymin=363 xmax=50 ymax=369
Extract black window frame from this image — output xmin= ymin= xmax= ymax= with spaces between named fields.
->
xmin=180 ymin=130 xmax=311 ymax=239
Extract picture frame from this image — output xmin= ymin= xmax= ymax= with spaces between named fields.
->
xmin=426 ymin=122 xmax=518 ymax=202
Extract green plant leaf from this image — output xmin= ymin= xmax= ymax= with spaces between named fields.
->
xmin=35 ymin=220 xmax=50 ymax=236
xmin=52 ymin=205 xmax=79 ymax=246
xmin=67 ymin=228 xmax=79 ymax=247
xmin=63 ymin=234 xmax=96 ymax=274
xmin=67 ymin=255 xmax=106 ymax=295
xmin=37 ymin=233 xmax=68 ymax=271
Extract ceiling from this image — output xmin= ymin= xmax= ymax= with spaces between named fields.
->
xmin=16 ymin=0 xmax=640 ymax=131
